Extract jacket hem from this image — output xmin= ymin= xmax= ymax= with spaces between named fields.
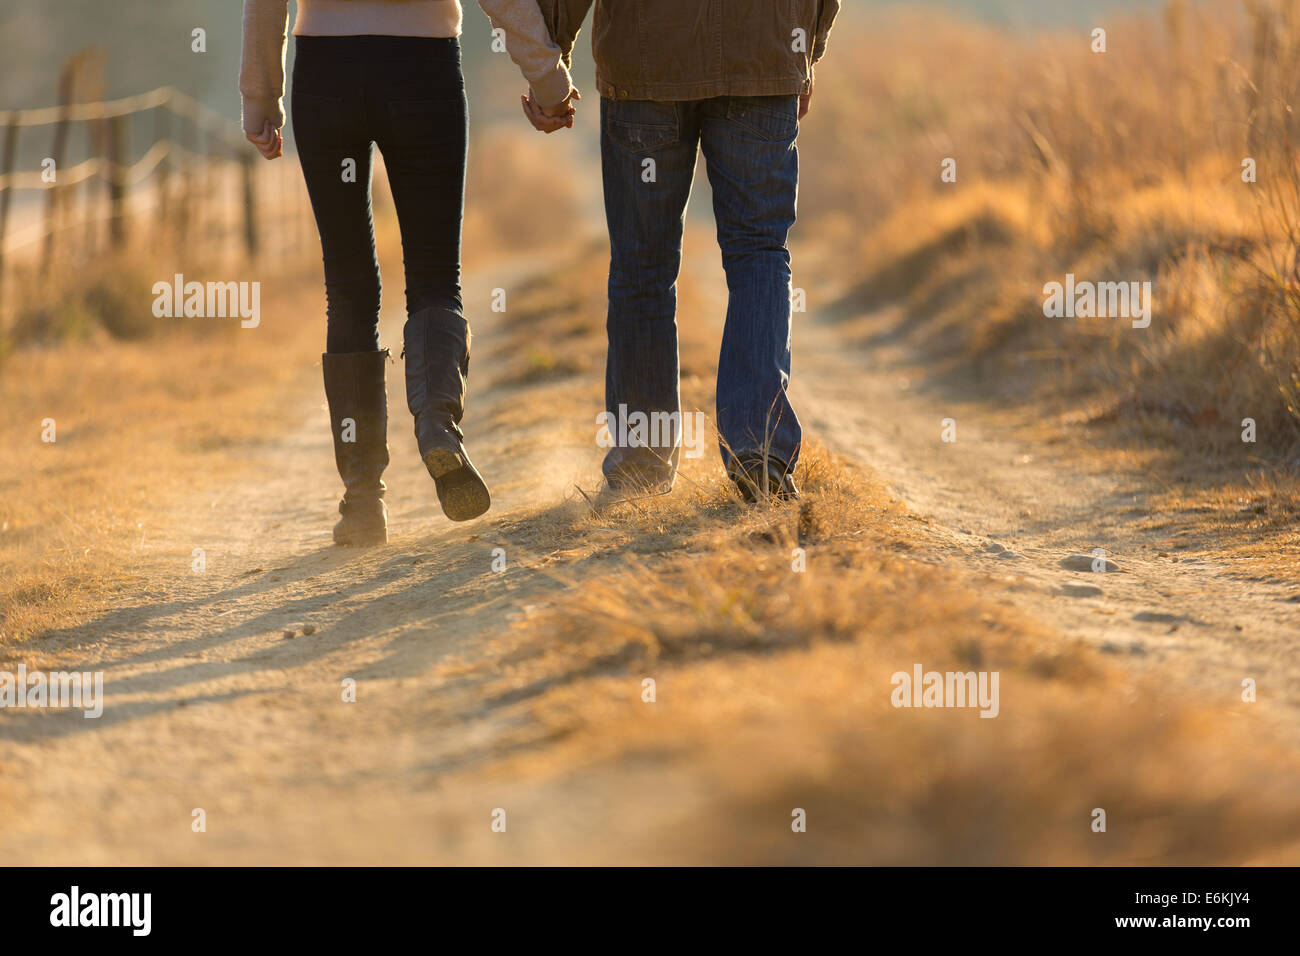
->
xmin=594 ymin=73 xmax=813 ymax=102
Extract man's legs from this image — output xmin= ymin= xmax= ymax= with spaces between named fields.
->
xmin=699 ymin=95 xmax=802 ymax=483
xmin=599 ymin=97 xmax=701 ymax=488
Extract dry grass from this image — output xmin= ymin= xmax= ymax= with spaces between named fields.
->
xmin=805 ymin=1 xmax=1300 ymax=467
xmin=434 ymin=437 xmax=1300 ymax=864
xmin=784 ymin=0 xmax=1300 ymax=588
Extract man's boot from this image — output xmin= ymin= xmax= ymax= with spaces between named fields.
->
xmin=322 ymin=349 xmax=391 ymax=546
xmin=403 ymin=306 xmax=491 ymax=522
xmin=727 ymin=453 xmax=800 ymax=503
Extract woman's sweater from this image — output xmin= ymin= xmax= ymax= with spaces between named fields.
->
xmin=240 ymin=0 xmax=572 ymax=133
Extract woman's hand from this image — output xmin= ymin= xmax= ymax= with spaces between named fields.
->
xmin=521 ymin=88 xmax=580 ymax=133
xmin=245 ymin=120 xmax=283 ymax=160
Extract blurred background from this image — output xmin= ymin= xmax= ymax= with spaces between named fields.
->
xmin=0 ymin=0 xmax=1179 ymax=314
xmin=0 ymin=2 xmax=1170 ymax=119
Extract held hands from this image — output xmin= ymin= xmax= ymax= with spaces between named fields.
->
xmin=521 ymin=88 xmax=580 ymax=133
xmin=245 ymin=120 xmax=283 ymax=160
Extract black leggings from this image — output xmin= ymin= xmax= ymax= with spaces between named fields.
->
xmin=291 ymin=35 xmax=467 ymax=353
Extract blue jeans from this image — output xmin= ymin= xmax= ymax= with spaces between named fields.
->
xmin=600 ymin=94 xmax=802 ymax=485
xmin=292 ymin=36 xmax=467 ymax=353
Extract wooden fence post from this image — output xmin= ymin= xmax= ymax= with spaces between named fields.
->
xmin=0 ymin=114 xmax=20 ymax=316
xmin=106 ymin=112 xmax=128 ymax=248
xmin=196 ymin=123 xmax=208 ymax=251
xmin=177 ymin=115 xmax=192 ymax=245
xmin=155 ymin=100 xmax=171 ymax=235
xmin=242 ymin=151 xmax=258 ymax=258
xmin=74 ymin=124 xmax=89 ymax=260
xmin=40 ymin=65 xmax=76 ymax=274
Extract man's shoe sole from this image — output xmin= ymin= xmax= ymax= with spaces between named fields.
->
xmin=424 ymin=449 xmax=491 ymax=522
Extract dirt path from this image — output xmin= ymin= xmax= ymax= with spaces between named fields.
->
xmin=0 ymin=259 xmax=597 ymax=864
xmin=794 ymin=311 xmax=1300 ymax=735
xmin=3 ymin=233 xmax=1297 ymax=864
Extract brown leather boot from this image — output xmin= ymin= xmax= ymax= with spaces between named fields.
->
xmin=322 ymin=349 xmax=391 ymax=545
xmin=403 ymin=307 xmax=490 ymax=522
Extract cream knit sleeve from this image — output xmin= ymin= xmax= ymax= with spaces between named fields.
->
xmin=476 ymin=0 xmax=573 ymax=108
xmin=239 ymin=0 xmax=291 ymax=133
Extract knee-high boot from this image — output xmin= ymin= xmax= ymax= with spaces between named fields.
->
xmin=322 ymin=349 xmax=391 ymax=545
xmin=403 ymin=306 xmax=491 ymax=522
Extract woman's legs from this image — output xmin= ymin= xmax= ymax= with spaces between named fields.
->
xmin=293 ymin=35 xmax=487 ymax=526
xmin=367 ymin=39 xmax=489 ymax=521
xmin=368 ymin=38 xmax=467 ymax=321
xmin=292 ymin=37 xmax=389 ymax=544
xmin=291 ymin=37 xmax=382 ymax=353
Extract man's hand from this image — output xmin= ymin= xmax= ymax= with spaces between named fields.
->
xmin=245 ymin=120 xmax=283 ymax=160
xmin=521 ymin=88 xmax=580 ymax=133
xmin=799 ymin=73 xmax=814 ymax=120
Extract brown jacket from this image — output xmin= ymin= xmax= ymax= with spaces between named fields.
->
xmin=542 ymin=0 xmax=840 ymax=102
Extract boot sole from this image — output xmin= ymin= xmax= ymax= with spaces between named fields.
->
xmin=424 ymin=449 xmax=491 ymax=522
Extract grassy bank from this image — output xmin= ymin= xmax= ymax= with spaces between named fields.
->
xmin=803 ymin=0 xmax=1300 ymax=464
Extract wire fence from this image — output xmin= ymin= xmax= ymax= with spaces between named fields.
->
xmin=0 ymin=75 xmax=313 ymax=324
